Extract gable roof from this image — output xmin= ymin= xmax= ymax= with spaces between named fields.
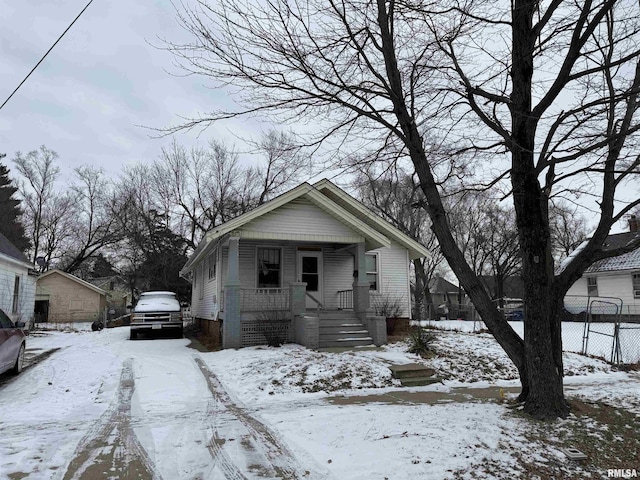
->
xmin=429 ymin=276 xmax=462 ymax=294
xmin=313 ymin=179 xmax=432 ymax=260
xmin=0 ymin=231 xmax=32 ymax=269
xmin=38 ymin=269 xmax=107 ymax=296
xmin=181 ymin=180 xmax=430 ymax=275
xmin=583 ymin=232 xmax=640 ymax=274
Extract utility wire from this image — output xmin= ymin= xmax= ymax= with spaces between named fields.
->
xmin=0 ymin=0 xmax=95 ymax=112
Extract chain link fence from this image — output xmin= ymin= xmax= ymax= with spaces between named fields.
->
xmin=563 ymin=295 xmax=639 ymax=366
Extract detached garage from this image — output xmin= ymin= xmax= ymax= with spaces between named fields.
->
xmin=36 ymin=269 xmax=106 ymax=324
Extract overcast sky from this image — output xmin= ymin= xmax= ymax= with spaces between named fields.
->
xmin=1 ymin=0 xmax=269 ymax=181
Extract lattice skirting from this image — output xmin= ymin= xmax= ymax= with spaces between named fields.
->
xmin=241 ymin=319 xmax=292 ymax=347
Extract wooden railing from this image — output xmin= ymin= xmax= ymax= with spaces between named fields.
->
xmin=241 ymin=288 xmax=290 ymax=312
xmin=337 ymin=289 xmax=353 ymax=310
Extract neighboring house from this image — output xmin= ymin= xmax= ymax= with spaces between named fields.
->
xmin=36 ymin=269 xmax=107 ymax=323
xmin=88 ymin=275 xmax=133 ymax=312
xmin=0 ymin=232 xmax=36 ymax=325
xmin=565 ymin=216 xmax=640 ymax=318
xmin=428 ymin=275 xmax=472 ymax=319
xmin=480 ymin=275 xmax=524 ymax=303
xmin=181 ymin=179 xmax=430 ymax=349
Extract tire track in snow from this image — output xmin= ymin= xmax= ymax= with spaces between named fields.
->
xmin=195 ymin=356 xmax=315 ymax=479
xmin=61 ymin=358 xmax=162 ymax=480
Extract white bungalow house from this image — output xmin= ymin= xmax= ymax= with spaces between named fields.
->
xmin=180 ymin=179 xmax=430 ymax=349
xmin=565 ymin=216 xmax=640 ymax=319
xmin=0 ymin=232 xmax=37 ymax=326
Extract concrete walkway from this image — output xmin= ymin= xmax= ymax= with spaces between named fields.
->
xmin=329 ymin=385 xmax=522 ymax=406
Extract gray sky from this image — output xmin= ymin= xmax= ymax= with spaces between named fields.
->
xmin=1 ymin=0 xmax=265 ymax=180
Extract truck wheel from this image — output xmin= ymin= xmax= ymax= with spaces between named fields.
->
xmin=130 ymin=330 xmax=137 ymax=340
xmin=175 ymin=327 xmax=183 ymax=339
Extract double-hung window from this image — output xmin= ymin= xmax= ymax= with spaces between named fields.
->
xmin=587 ymin=277 xmax=598 ymax=296
xmin=365 ymin=253 xmax=379 ymax=292
xmin=633 ymin=274 xmax=640 ymax=298
xmin=12 ymin=276 xmax=20 ymax=314
xmin=257 ymin=247 xmax=281 ymax=288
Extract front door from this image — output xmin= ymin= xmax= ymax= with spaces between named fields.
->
xmin=297 ymin=251 xmax=323 ymax=309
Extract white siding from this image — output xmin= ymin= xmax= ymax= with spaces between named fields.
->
xmin=567 ymin=273 xmax=640 ymax=309
xmin=371 ymin=241 xmax=411 ymax=318
xmin=0 ymin=257 xmax=35 ymax=324
xmin=192 ymin=250 xmax=222 ymax=320
xmin=189 ymin=238 xmax=413 ymax=319
xmin=323 ymin=247 xmax=354 ymax=309
xmin=241 ymin=198 xmax=359 ymax=239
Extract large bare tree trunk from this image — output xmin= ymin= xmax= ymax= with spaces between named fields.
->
xmin=510 ymin=0 xmax=568 ymax=417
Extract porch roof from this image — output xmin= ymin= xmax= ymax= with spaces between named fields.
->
xmin=181 ymin=182 xmax=395 ymax=275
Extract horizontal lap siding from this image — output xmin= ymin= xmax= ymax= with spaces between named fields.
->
xmin=0 ymin=259 xmax=36 ymax=323
xmin=241 ymin=198 xmax=357 ymax=238
xmin=323 ymin=248 xmax=354 ymax=309
xmin=192 ymin=250 xmax=220 ymax=320
xmin=38 ymin=273 xmax=102 ymax=322
xmin=372 ymin=242 xmax=411 ymax=318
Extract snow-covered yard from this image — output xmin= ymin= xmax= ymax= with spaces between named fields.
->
xmin=0 ymin=323 xmax=638 ymax=479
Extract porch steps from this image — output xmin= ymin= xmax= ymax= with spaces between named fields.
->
xmin=389 ymin=364 xmax=440 ymax=387
xmin=319 ymin=311 xmax=373 ymax=348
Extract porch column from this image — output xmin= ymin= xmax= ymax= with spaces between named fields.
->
xmin=290 ymin=282 xmax=307 ymax=317
xmin=223 ymin=237 xmax=241 ymax=349
xmin=353 ymin=242 xmax=370 ymax=314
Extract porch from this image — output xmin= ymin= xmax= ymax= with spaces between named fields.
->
xmin=220 ymin=237 xmax=386 ymax=349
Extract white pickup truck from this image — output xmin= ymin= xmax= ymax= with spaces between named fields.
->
xmin=130 ymin=291 xmax=183 ymax=340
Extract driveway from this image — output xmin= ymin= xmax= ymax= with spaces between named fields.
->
xmin=0 ymin=328 xmax=325 ymax=480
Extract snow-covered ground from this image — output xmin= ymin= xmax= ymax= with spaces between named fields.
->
xmin=0 ymin=324 xmax=638 ymax=479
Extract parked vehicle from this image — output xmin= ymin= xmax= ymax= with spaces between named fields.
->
xmin=130 ymin=292 xmax=183 ymax=340
xmin=0 ymin=308 xmax=26 ymax=375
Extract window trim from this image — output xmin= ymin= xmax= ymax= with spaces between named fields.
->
xmin=12 ymin=275 xmax=20 ymax=314
xmin=587 ymin=276 xmax=598 ymax=297
xmin=208 ymin=252 xmax=217 ymax=282
xmin=255 ymin=246 xmax=284 ymax=289
xmin=633 ymin=274 xmax=640 ymax=299
xmin=365 ymin=252 xmax=380 ymax=294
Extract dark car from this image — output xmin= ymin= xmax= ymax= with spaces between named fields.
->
xmin=0 ymin=308 xmax=26 ymax=376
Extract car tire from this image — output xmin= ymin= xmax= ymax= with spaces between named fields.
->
xmin=130 ymin=330 xmax=137 ymax=340
xmin=175 ymin=327 xmax=183 ymax=339
xmin=11 ymin=344 xmax=25 ymax=375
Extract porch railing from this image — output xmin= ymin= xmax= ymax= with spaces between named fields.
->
xmin=241 ymin=288 xmax=290 ymax=312
xmin=337 ymin=289 xmax=353 ymax=310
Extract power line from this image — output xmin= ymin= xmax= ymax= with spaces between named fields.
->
xmin=0 ymin=0 xmax=95 ymax=112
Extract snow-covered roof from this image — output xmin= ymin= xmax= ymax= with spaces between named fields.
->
xmin=583 ymin=232 xmax=640 ymax=274
xmin=37 ymin=269 xmax=107 ymax=296
xmin=0 ymin=231 xmax=33 ymax=269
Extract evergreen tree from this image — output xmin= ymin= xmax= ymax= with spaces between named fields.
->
xmin=0 ymin=155 xmax=30 ymax=253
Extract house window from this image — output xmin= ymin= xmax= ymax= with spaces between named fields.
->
xmin=12 ymin=276 xmax=20 ymax=314
xmin=257 ymin=247 xmax=281 ymax=288
xmin=198 ymin=265 xmax=204 ymax=299
xmin=587 ymin=277 xmax=598 ymax=296
xmin=208 ymin=253 xmax=217 ymax=281
xmin=633 ymin=274 xmax=640 ymax=298
xmin=365 ymin=253 xmax=379 ymax=292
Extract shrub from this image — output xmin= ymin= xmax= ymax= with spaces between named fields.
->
xmin=407 ymin=327 xmax=436 ymax=358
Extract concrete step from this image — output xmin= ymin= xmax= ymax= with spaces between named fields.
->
xmin=399 ymin=377 xmax=441 ymax=387
xmin=319 ymin=337 xmax=373 ymax=348
xmin=389 ymin=364 xmax=439 ymax=387
xmin=319 ymin=324 xmax=366 ymax=333
xmin=320 ymin=331 xmax=371 ymax=342
xmin=319 ymin=310 xmax=357 ymax=319
xmin=319 ymin=318 xmax=361 ymax=327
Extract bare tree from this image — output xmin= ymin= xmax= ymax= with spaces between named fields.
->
xmin=151 ymin=134 xmax=310 ymax=249
xmin=549 ymin=202 xmax=589 ymax=262
xmin=353 ymin=168 xmax=445 ymax=316
xmin=166 ymin=0 xmax=640 ymax=418
xmin=13 ymin=146 xmax=63 ymax=265
xmin=59 ymin=166 xmax=124 ymax=275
